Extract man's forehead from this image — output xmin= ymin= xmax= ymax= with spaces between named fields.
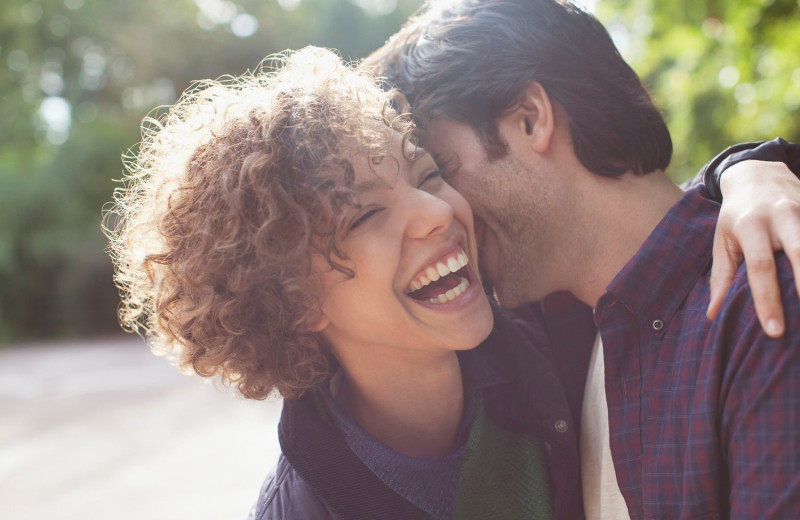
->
xmin=425 ymin=119 xmax=462 ymax=149
xmin=423 ymin=118 xmax=482 ymax=166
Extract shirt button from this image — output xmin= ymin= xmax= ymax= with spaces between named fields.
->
xmin=554 ymin=419 xmax=569 ymax=433
xmin=652 ymin=319 xmax=664 ymax=331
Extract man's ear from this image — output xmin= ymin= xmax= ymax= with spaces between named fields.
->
xmin=513 ymin=82 xmax=556 ymax=154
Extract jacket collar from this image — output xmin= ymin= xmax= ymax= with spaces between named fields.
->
xmin=278 ymin=345 xmax=508 ymax=520
xmin=279 ymin=390 xmax=424 ymax=519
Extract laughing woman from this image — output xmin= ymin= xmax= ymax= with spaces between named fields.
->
xmin=106 ymin=47 xmax=800 ymax=520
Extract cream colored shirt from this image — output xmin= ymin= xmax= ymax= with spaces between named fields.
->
xmin=580 ymin=332 xmax=631 ymax=520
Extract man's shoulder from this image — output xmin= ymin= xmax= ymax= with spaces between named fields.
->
xmin=247 ymin=454 xmax=336 ymax=520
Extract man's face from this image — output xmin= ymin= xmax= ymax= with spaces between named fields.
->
xmin=425 ymin=117 xmax=571 ymax=307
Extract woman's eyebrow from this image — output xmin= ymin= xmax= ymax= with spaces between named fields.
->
xmin=353 ymin=178 xmax=392 ymax=192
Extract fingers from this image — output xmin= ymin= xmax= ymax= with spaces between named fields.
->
xmin=712 ymin=160 xmax=800 ymax=337
xmin=737 ymin=220 xmax=783 ymax=337
xmin=772 ymin=199 xmax=800 ymax=310
xmin=708 ymin=231 xmax=740 ymax=321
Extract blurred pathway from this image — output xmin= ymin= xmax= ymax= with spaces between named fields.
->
xmin=0 ymin=337 xmax=282 ymax=520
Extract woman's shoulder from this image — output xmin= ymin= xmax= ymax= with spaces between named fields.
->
xmin=247 ymin=454 xmax=337 ymax=520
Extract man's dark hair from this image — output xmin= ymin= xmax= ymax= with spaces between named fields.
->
xmin=364 ymin=0 xmax=672 ymax=176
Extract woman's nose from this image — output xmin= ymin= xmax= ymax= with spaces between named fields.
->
xmin=406 ymin=191 xmax=455 ymax=239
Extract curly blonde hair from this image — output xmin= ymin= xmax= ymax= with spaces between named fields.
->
xmin=105 ymin=47 xmax=413 ymax=399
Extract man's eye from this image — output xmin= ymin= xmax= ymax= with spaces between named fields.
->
xmin=350 ymin=207 xmax=383 ymax=230
xmin=419 ymin=168 xmax=443 ymax=186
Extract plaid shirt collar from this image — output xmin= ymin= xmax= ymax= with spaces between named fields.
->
xmin=597 ymin=187 xmax=720 ymax=327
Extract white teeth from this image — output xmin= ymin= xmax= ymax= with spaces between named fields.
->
xmin=453 ymin=277 xmax=469 ymax=297
xmin=447 ymin=257 xmax=460 ymax=272
xmin=425 ymin=277 xmax=470 ymax=304
xmin=408 ymin=248 xmax=471 ymax=294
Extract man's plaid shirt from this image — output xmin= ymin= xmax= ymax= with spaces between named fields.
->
xmin=595 ymin=186 xmax=800 ymax=519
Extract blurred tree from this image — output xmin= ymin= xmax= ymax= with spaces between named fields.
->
xmin=0 ymin=0 xmax=423 ymax=342
xmin=0 ymin=0 xmax=797 ymax=342
xmin=595 ymin=0 xmax=800 ymax=181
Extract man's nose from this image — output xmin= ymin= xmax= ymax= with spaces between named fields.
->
xmin=406 ymin=191 xmax=454 ymax=239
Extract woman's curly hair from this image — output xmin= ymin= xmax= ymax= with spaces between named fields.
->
xmin=105 ymin=47 xmax=413 ymax=399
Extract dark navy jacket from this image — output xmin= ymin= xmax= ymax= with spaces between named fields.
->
xmin=248 ymin=297 xmax=597 ymax=520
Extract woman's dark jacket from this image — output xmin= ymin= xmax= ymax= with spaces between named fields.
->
xmin=247 ymin=295 xmax=597 ymax=520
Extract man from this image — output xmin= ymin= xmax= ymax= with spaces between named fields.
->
xmin=365 ymin=1 xmax=800 ymax=518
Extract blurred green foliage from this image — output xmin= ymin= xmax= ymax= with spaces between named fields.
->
xmin=0 ymin=0 xmax=797 ymax=342
xmin=0 ymin=0 xmax=424 ymax=342
xmin=596 ymin=0 xmax=800 ymax=180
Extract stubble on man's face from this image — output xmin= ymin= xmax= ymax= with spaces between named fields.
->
xmin=472 ymin=152 xmax=566 ymax=308
xmin=426 ymin=118 xmax=570 ymax=308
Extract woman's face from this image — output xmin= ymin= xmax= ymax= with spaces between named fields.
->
xmin=311 ymin=131 xmax=494 ymax=359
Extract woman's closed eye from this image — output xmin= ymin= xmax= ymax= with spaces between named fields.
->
xmin=349 ymin=206 xmax=384 ymax=230
xmin=419 ymin=168 xmax=444 ymax=187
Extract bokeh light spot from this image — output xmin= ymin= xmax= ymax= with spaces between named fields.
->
xmin=792 ymin=67 xmax=800 ymax=86
xmin=21 ymin=2 xmax=44 ymax=24
xmin=278 ymin=0 xmax=302 ymax=11
xmin=231 ymin=14 xmax=258 ymax=38
xmin=38 ymin=96 xmax=72 ymax=145
xmin=718 ymin=66 xmax=740 ymax=88
xmin=734 ymin=82 xmax=756 ymax=105
xmin=194 ymin=0 xmax=237 ymax=25
xmin=350 ymin=0 xmax=397 ymax=17
xmin=49 ymin=15 xmax=72 ymax=37
xmin=39 ymin=70 xmax=65 ymax=96
xmin=702 ymin=18 xmax=723 ymax=39
xmin=7 ymin=50 xmax=29 ymax=72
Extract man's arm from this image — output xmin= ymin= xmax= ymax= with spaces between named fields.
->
xmin=701 ymin=139 xmax=800 ymax=337
xmin=702 ymin=138 xmax=800 ymax=200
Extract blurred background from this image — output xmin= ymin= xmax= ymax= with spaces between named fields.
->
xmin=1 ymin=0 xmax=798 ymax=518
